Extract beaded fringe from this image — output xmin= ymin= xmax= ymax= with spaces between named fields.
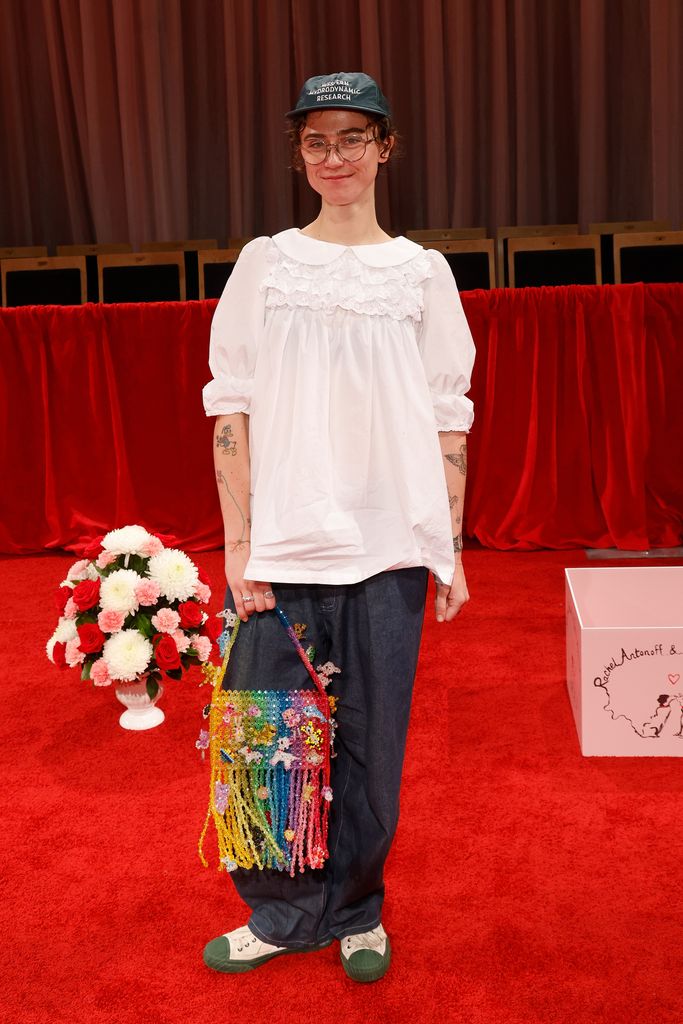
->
xmin=199 ymin=624 xmax=334 ymax=877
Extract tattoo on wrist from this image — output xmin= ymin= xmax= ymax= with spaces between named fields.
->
xmin=453 ymin=534 xmax=463 ymax=553
xmin=226 ymin=539 xmax=251 ymax=553
xmin=216 ymin=424 xmax=237 ymax=456
xmin=216 ymin=469 xmax=249 ymax=543
xmin=445 ymin=442 xmax=467 ymax=476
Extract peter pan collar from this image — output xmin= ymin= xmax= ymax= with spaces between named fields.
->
xmin=271 ymin=228 xmax=424 ymax=267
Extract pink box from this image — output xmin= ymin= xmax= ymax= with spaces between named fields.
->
xmin=565 ymin=567 xmax=683 ymax=756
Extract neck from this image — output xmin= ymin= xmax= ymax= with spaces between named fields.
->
xmin=301 ymin=196 xmax=392 ymax=246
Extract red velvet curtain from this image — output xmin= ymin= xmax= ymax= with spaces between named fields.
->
xmin=2 ymin=284 xmax=682 ymax=555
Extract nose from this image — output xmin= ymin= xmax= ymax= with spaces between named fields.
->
xmin=323 ymin=145 xmax=344 ymax=166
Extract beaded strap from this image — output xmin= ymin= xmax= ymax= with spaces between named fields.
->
xmin=273 ymin=605 xmax=328 ymax=699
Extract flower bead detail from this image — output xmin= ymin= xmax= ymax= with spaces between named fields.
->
xmin=215 ymin=781 xmax=230 ymax=814
xmin=256 ymin=786 xmax=270 ymax=801
xmin=322 ymin=786 xmax=333 ymax=802
xmin=196 ymin=730 xmax=210 ymax=751
xmin=284 ymin=829 xmax=296 ymax=843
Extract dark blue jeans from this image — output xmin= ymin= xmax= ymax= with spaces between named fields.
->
xmin=221 ymin=567 xmax=429 ymax=948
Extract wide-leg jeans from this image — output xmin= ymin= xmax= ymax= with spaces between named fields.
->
xmin=221 ymin=566 xmax=429 ymax=948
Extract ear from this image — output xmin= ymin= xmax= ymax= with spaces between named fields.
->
xmin=378 ymin=136 xmax=394 ymax=164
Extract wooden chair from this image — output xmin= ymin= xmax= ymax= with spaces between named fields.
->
xmin=1 ymin=256 xmax=86 ymax=307
xmin=588 ymin=222 xmax=671 ymax=283
xmin=57 ymin=243 xmax=134 ymax=301
xmin=198 ymin=248 xmax=241 ymax=300
xmin=507 ymin=235 xmax=602 ymax=288
xmin=0 ymin=246 xmax=48 ymax=259
xmin=139 ymin=241 xmax=217 ymax=300
xmin=422 ymin=239 xmax=496 ymax=291
xmin=406 ymin=228 xmax=487 ymax=242
xmin=97 ymin=252 xmax=186 ymax=303
xmin=613 ymin=230 xmax=683 ymax=285
xmin=496 ymin=225 xmax=579 ymax=287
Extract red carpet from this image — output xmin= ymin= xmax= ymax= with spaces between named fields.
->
xmin=2 ymin=548 xmax=683 ymax=1024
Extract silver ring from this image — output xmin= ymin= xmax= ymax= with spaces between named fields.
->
xmin=242 ymin=595 xmax=254 ymax=603
xmin=263 ymin=591 xmax=275 ymax=598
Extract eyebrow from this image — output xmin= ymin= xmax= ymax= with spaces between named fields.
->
xmin=301 ymin=125 xmax=368 ymax=138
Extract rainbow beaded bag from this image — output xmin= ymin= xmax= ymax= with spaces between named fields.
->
xmin=198 ymin=605 xmax=337 ymax=877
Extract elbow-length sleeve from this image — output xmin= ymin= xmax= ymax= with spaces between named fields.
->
xmin=202 ymin=237 xmax=270 ymax=416
xmin=417 ymin=250 xmax=476 ymax=432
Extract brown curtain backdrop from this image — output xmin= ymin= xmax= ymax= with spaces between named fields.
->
xmin=1 ymin=0 xmax=681 ymax=249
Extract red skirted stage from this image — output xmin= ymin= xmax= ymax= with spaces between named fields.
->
xmin=2 ymin=283 xmax=682 ymax=554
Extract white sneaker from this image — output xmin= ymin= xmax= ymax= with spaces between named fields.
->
xmin=340 ymin=924 xmax=391 ymax=983
xmin=203 ymin=924 xmax=330 ymax=973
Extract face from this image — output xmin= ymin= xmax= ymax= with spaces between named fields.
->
xmin=300 ymin=109 xmax=392 ymax=207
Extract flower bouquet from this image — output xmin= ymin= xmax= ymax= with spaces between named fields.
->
xmin=46 ymin=525 xmax=222 ymax=730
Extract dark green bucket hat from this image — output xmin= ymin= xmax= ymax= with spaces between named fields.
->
xmin=286 ymin=72 xmax=391 ymax=119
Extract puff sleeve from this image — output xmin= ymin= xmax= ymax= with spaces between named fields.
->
xmin=202 ymin=237 xmax=271 ymax=416
xmin=417 ymin=250 xmax=476 ymax=432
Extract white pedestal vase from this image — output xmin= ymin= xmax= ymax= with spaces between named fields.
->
xmin=115 ymin=677 xmax=165 ymax=731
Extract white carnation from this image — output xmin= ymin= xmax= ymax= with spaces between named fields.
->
xmin=46 ymin=617 xmax=78 ymax=660
xmin=148 ymin=548 xmax=198 ymax=602
xmin=103 ymin=630 xmax=153 ymax=681
xmin=102 ymin=525 xmax=154 ymax=556
xmin=100 ymin=569 xmax=142 ymax=615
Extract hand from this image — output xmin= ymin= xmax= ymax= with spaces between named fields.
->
xmin=224 ymin=546 xmax=277 ymax=622
xmin=434 ymin=564 xmax=469 ymax=623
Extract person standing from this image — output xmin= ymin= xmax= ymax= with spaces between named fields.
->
xmin=201 ymin=72 xmax=475 ymax=982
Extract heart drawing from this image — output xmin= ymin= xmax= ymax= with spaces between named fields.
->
xmin=668 ymin=674 xmax=680 ymax=685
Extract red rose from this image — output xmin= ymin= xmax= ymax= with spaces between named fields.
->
xmin=154 ymin=633 xmax=181 ymax=672
xmin=197 ymin=566 xmax=212 ymax=588
xmin=77 ymin=623 xmax=106 ymax=654
xmin=178 ymin=600 xmax=203 ymax=629
xmin=202 ymin=615 xmax=223 ymax=643
xmin=82 ymin=534 xmax=105 ymax=560
xmin=52 ymin=642 xmax=67 ymax=668
xmin=55 ymin=586 xmax=71 ymax=614
xmin=72 ymin=578 xmax=101 ymax=612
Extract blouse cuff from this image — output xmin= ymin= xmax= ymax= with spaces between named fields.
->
xmin=431 ymin=393 xmax=474 ymax=433
xmin=202 ymin=375 xmax=253 ymax=416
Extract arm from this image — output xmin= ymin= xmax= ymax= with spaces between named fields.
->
xmin=213 ymin=413 xmax=275 ymax=622
xmin=435 ymin=430 xmax=469 ymax=623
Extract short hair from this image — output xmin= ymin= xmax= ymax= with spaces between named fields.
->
xmin=286 ymin=112 xmax=400 ymax=172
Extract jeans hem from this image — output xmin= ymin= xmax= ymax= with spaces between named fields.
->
xmin=248 ymin=920 xmax=335 ymax=950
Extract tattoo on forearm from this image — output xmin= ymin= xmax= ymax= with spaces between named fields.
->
xmin=453 ymin=534 xmax=463 ymax=553
xmin=445 ymin=442 xmax=467 ymax=476
xmin=216 ymin=424 xmax=237 ymax=456
xmin=216 ymin=469 xmax=249 ymax=545
xmin=449 ymin=493 xmax=459 ymax=510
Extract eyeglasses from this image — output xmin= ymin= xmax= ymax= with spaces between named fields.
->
xmin=300 ymin=131 xmax=375 ymax=165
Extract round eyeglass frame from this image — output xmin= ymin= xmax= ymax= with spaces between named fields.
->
xmin=299 ymin=132 xmax=376 ymax=165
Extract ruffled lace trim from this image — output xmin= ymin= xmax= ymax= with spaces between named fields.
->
xmin=261 ymin=246 xmax=435 ymax=322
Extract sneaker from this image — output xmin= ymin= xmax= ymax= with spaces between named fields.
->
xmin=203 ymin=925 xmax=330 ymax=974
xmin=340 ymin=924 xmax=391 ymax=983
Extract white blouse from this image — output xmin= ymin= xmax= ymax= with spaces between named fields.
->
xmin=203 ymin=228 xmax=475 ymax=586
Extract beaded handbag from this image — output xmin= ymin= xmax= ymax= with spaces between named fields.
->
xmin=198 ymin=605 xmax=336 ymax=877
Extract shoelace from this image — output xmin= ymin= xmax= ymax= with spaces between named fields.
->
xmin=343 ymin=927 xmax=385 ymax=956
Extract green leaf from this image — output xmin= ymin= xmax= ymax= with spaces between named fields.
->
xmin=81 ymin=660 xmax=93 ymax=681
xmin=133 ymin=612 xmax=154 ymax=638
xmin=146 ymin=678 xmax=159 ymax=700
xmin=164 ymin=668 xmax=183 ymax=681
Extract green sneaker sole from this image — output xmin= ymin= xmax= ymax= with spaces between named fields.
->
xmin=341 ymin=936 xmax=392 ymax=983
xmin=203 ymin=935 xmax=333 ymax=974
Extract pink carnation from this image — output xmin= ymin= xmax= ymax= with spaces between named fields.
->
xmin=141 ymin=536 xmax=164 ymax=557
xmin=193 ymin=582 xmax=211 ymax=604
xmin=96 ymin=550 xmax=117 ymax=569
xmin=151 ymin=607 xmax=180 ymax=633
xmin=90 ymin=658 xmax=112 ymax=686
xmin=63 ymin=597 xmax=78 ymax=620
xmin=98 ymin=609 xmax=125 ymax=633
xmin=67 ymin=559 xmax=90 ymax=581
xmin=65 ymin=638 xmax=85 ymax=667
xmin=135 ymin=579 xmax=161 ymax=606
xmin=192 ymin=634 xmax=212 ymax=662
xmin=173 ymin=629 xmax=191 ymax=653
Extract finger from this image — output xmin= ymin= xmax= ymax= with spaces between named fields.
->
xmin=229 ymin=581 xmax=249 ymax=622
xmin=245 ymin=579 xmax=267 ymax=614
xmin=261 ymin=585 xmax=277 ymax=610
xmin=434 ymin=583 xmax=449 ymax=623
xmin=445 ymin=589 xmax=469 ymax=622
